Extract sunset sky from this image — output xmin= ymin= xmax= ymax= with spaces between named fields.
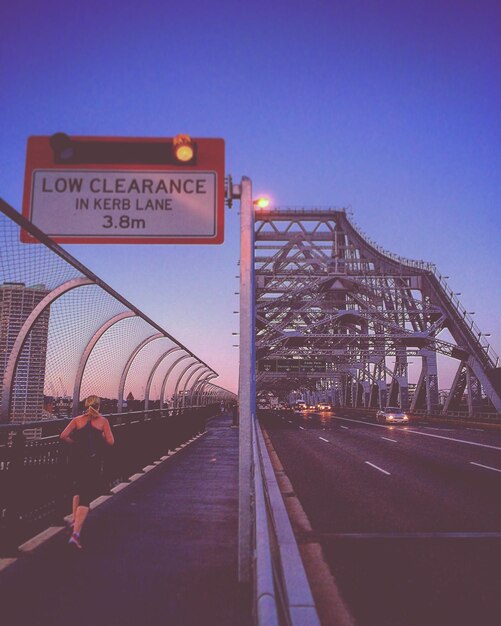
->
xmin=1 ymin=0 xmax=499 ymax=393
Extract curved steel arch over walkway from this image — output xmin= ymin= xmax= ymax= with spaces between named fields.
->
xmin=179 ymin=364 xmax=208 ymax=407
xmin=254 ymin=207 xmax=501 ymax=415
xmin=144 ymin=347 xmax=184 ymax=410
xmin=0 ymin=277 xmax=94 ymax=422
xmin=172 ymin=359 xmax=199 ymax=407
xmin=117 ymin=332 xmax=164 ymax=412
xmin=72 ymin=311 xmax=136 ymax=416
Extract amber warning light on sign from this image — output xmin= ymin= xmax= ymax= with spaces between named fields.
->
xmin=21 ymin=134 xmax=225 ymax=244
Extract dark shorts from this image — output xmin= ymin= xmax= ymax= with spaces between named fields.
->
xmin=73 ymin=456 xmax=103 ymax=507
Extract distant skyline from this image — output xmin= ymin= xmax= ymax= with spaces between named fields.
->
xmin=1 ymin=0 xmax=499 ymax=393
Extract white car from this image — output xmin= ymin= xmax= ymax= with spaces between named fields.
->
xmin=376 ymin=407 xmax=409 ymax=424
xmin=316 ymin=402 xmax=332 ymax=411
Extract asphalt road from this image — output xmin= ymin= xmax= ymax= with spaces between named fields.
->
xmin=262 ymin=410 xmax=501 ymax=626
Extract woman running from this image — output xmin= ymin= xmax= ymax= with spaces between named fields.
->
xmin=60 ymin=395 xmax=114 ymax=548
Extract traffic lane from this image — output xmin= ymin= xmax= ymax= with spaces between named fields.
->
xmin=274 ymin=410 xmax=501 ymax=473
xmin=265 ymin=414 xmax=501 ymax=626
xmin=264 ymin=424 xmax=396 ymax=533
xmin=326 ymin=415 xmax=501 ymax=472
xmin=320 ymin=422 xmax=501 ymax=532
xmin=273 ymin=416 xmax=501 ymax=531
xmin=320 ymin=535 xmax=501 ymax=626
xmin=285 ymin=411 xmax=501 ymax=471
xmin=288 ymin=409 xmax=501 ymax=447
xmin=336 ymin=411 xmax=501 ymax=447
xmin=263 ymin=418 xmax=501 ymax=533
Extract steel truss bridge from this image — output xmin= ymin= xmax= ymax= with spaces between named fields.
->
xmin=254 ymin=207 xmax=501 ymax=416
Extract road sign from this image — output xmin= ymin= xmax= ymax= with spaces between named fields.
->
xmin=22 ymin=135 xmax=225 ymax=244
xmin=259 ymin=358 xmax=329 ymax=373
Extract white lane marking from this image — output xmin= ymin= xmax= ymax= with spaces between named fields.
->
xmin=404 ymin=428 xmax=501 ymax=451
xmin=319 ymin=436 xmax=330 ymax=443
xmin=332 ymin=416 xmax=501 ymax=451
xmin=365 ymin=461 xmax=391 ymax=475
xmin=425 ymin=427 xmax=455 ymax=432
xmin=340 ymin=426 xmax=349 ymax=430
xmin=381 ymin=437 xmax=397 ymax=443
xmin=299 ymin=426 xmax=305 ymax=430
xmin=470 ymin=461 xmax=501 ymax=474
xmin=467 ymin=428 xmax=485 ymax=432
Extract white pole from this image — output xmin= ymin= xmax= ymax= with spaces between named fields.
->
xmin=238 ymin=176 xmax=255 ymax=583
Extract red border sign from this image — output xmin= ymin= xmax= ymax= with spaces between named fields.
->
xmin=22 ymin=136 xmax=225 ymax=244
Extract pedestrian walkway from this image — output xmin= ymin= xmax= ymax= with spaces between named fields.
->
xmin=0 ymin=414 xmax=251 ymax=626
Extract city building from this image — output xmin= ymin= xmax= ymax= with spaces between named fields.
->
xmin=0 ymin=282 xmax=50 ymax=423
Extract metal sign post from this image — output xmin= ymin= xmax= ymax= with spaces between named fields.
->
xmin=238 ymin=176 xmax=255 ymax=583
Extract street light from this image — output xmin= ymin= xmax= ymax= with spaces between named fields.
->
xmin=253 ymin=197 xmax=270 ymax=209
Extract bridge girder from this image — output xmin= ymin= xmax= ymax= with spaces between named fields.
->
xmin=254 ymin=208 xmax=500 ymax=414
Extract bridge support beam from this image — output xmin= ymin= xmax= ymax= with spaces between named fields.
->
xmin=411 ymin=349 xmax=439 ymax=414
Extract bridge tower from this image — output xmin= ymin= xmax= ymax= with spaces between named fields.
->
xmin=254 ymin=208 xmax=500 ymax=416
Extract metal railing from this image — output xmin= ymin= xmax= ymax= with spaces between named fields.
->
xmin=252 ymin=416 xmax=321 ymax=626
xmin=0 ymin=404 xmax=216 ymax=555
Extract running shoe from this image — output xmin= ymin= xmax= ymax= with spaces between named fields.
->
xmin=68 ymin=532 xmax=82 ymax=549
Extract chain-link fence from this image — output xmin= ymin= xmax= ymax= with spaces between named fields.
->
xmin=0 ymin=198 xmax=235 ymax=424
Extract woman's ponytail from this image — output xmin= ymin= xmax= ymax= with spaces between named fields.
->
xmin=84 ymin=395 xmax=101 ymax=417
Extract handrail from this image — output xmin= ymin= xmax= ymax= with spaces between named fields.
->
xmin=253 ymin=417 xmax=321 ymax=626
xmin=0 ymin=406 xmax=209 ymax=436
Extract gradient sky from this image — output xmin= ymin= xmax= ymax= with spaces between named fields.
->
xmin=1 ymin=0 xmax=500 ymax=393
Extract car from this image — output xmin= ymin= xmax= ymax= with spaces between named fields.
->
xmin=294 ymin=401 xmax=307 ymax=411
xmin=316 ymin=402 xmax=332 ymax=411
xmin=376 ymin=406 xmax=409 ymax=424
